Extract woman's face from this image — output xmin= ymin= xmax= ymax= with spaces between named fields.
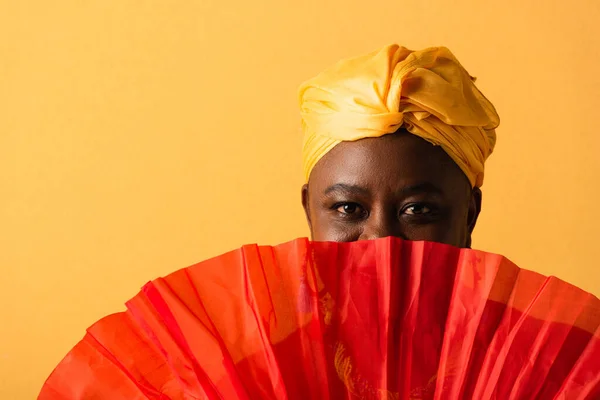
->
xmin=302 ymin=131 xmax=481 ymax=247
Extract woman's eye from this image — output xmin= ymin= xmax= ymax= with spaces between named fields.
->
xmin=335 ymin=203 xmax=364 ymax=216
xmin=403 ymin=204 xmax=432 ymax=215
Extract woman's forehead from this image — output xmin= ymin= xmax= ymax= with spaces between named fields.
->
xmin=308 ymin=133 xmax=469 ymax=194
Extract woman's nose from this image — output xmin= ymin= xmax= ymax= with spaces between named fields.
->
xmin=358 ymin=210 xmax=403 ymax=240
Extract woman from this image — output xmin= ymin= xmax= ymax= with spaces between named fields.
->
xmin=40 ymin=44 xmax=510 ymax=399
xmin=299 ymin=44 xmax=499 ymax=248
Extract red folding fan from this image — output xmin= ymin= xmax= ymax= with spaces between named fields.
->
xmin=39 ymin=238 xmax=600 ymax=399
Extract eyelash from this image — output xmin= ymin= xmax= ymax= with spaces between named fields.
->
xmin=333 ymin=202 xmax=367 ymax=219
xmin=402 ymin=203 xmax=433 ymax=215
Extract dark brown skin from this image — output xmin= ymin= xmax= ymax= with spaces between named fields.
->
xmin=301 ymin=130 xmax=481 ymax=248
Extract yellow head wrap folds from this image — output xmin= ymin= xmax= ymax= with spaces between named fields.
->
xmin=299 ymin=44 xmax=500 ymax=187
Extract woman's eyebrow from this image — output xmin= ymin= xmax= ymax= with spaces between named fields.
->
xmin=324 ymin=183 xmax=370 ymax=196
xmin=398 ymin=182 xmax=444 ymax=197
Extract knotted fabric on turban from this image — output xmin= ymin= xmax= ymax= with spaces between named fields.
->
xmin=299 ymin=44 xmax=500 ymax=187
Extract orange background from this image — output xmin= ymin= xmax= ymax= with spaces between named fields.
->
xmin=1 ymin=1 xmax=599 ymax=398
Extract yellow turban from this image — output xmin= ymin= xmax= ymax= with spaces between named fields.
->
xmin=299 ymin=44 xmax=500 ymax=187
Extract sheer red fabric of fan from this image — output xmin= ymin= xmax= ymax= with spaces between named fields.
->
xmin=39 ymin=238 xmax=600 ymax=399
